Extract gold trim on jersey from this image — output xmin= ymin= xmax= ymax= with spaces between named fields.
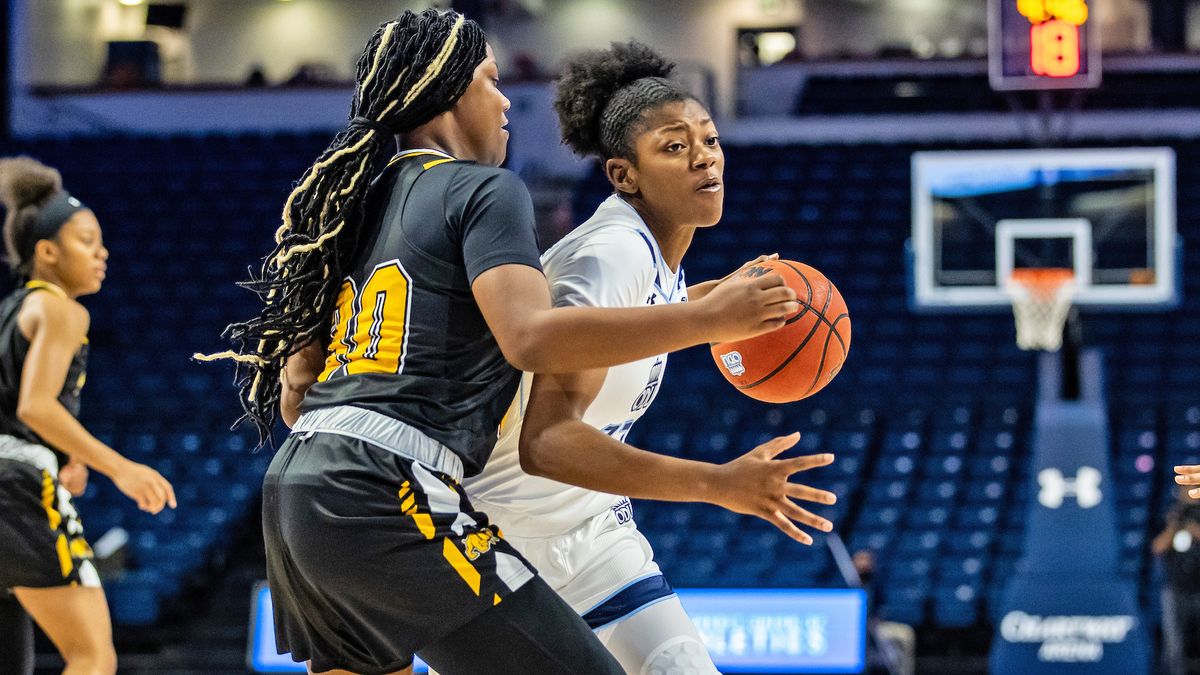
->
xmin=24 ymin=280 xmax=68 ymax=299
xmin=385 ymin=148 xmax=456 ymax=171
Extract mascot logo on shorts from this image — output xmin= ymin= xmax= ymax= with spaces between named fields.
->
xmin=463 ymin=529 xmax=499 ymax=561
xmin=612 ymin=497 xmax=634 ymax=525
xmin=720 ymin=351 xmax=746 ymax=376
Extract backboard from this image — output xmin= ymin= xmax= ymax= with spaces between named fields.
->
xmin=910 ymin=147 xmax=1178 ymax=310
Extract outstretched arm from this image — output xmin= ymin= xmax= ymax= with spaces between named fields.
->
xmin=473 ymin=264 xmax=797 ymax=374
xmin=18 ymin=293 xmax=174 ymax=513
xmin=519 ymin=367 xmax=836 ymax=544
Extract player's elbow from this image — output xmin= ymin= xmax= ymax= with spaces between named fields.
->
xmin=497 ymin=327 xmax=554 ymax=373
xmin=279 ymin=399 xmax=301 ymax=429
xmin=502 ymin=345 xmax=541 ymax=373
xmin=517 ymin=427 xmax=554 ymax=478
xmin=16 ymin=398 xmax=53 ymax=431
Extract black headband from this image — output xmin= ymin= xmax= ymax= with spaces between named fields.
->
xmin=19 ymin=191 xmax=86 ymax=264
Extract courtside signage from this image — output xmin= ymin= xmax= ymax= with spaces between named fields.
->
xmin=249 ymin=585 xmax=866 ymax=673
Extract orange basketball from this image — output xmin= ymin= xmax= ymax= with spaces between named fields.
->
xmin=710 ymin=260 xmax=851 ymax=403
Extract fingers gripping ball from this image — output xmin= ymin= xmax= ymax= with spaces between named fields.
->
xmin=711 ymin=260 xmax=850 ymax=403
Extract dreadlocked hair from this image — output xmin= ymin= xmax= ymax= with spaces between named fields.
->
xmin=554 ymin=40 xmax=693 ymax=160
xmin=196 ymin=9 xmax=487 ymax=444
xmin=0 ymin=157 xmax=63 ymax=279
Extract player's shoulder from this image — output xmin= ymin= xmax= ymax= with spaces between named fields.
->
xmin=21 ymin=289 xmax=89 ymax=336
xmin=546 ymin=196 xmax=656 ymax=265
xmin=442 ymin=161 xmax=526 ymax=195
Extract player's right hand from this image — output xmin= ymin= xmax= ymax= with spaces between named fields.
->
xmin=1176 ymin=464 xmax=1200 ymax=498
xmin=59 ymin=460 xmax=89 ymax=497
xmin=698 ymin=272 xmax=800 ymax=342
xmin=711 ymin=432 xmax=836 ymax=545
xmin=113 ymin=461 xmax=177 ymax=514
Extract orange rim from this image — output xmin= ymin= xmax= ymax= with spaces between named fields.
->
xmin=1010 ymin=267 xmax=1074 ymax=301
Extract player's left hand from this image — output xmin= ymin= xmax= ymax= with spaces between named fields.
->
xmin=1175 ymin=465 xmax=1200 ymax=498
xmin=712 ymin=432 xmax=836 ymax=545
xmin=59 ymin=461 xmax=89 ymax=497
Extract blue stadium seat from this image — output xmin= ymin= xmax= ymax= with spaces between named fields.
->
xmin=934 ymin=584 xmax=981 ymax=627
xmin=964 ymin=480 xmax=1007 ymax=504
xmin=907 ymin=506 xmax=950 ymax=529
xmin=894 ymin=530 xmax=943 ymax=558
xmin=924 ymin=454 xmax=966 ymax=479
xmin=106 ymin=573 xmax=162 ymax=626
xmin=969 ymin=454 xmax=1012 ymax=479
xmin=858 ymin=507 xmax=903 ymax=530
xmin=879 ymin=584 xmax=929 ymax=625
xmin=947 ymin=532 xmax=994 ymax=556
xmin=848 ymin=529 xmax=895 ymax=555
xmin=876 ymin=454 xmax=918 ymax=478
xmin=956 ymin=505 xmax=1001 ymax=530
xmin=930 ymin=431 xmax=971 ymax=454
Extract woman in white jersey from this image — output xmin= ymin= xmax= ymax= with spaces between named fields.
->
xmin=463 ymin=41 xmax=837 ymax=674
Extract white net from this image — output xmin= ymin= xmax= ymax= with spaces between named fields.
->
xmin=1008 ymin=269 xmax=1075 ymax=351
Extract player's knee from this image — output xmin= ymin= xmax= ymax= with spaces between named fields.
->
xmin=61 ymin=639 xmax=117 ymax=675
xmin=642 ymin=636 xmax=719 ymax=675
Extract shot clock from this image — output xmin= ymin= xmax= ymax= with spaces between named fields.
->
xmin=988 ymin=0 xmax=1100 ymax=90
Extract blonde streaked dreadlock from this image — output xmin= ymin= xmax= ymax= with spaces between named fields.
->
xmin=197 ymin=9 xmax=487 ymax=444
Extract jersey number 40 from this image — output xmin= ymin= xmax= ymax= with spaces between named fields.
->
xmin=319 ymin=260 xmax=413 ymax=381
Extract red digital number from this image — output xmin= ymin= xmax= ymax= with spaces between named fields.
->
xmin=1030 ymin=19 xmax=1080 ymax=78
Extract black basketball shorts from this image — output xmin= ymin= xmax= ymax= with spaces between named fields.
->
xmin=262 ymin=429 xmax=544 ymax=674
xmin=0 ymin=452 xmax=98 ymax=591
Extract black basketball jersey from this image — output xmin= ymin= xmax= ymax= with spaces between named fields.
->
xmin=0 ymin=282 xmax=88 ymax=465
xmin=300 ymin=149 xmax=543 ymax=476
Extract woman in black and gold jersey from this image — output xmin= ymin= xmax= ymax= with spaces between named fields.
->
xmin=0 ymin=157 xmax=175 ymax=675
xmin=201 ymin=9 xmax=797 ymax=675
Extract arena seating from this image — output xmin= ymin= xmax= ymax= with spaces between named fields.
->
xmin=0 ymin=132 xmax=1194 ymax=633
xmin=793 ymin=70 xmax=1200 ymax=115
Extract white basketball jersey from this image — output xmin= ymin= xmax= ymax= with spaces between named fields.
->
xmin=465 ymin=195 xmax=687 ymax=538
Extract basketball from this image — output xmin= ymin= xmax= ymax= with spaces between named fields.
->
xmin=710 ymin=260 xmax=851 ymax=403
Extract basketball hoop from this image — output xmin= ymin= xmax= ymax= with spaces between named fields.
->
xmin=1007 ymin=268 xmax=1075 ymax=351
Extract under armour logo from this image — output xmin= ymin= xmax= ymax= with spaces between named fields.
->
xmin=1037 ymin=467 xmax=1102 ymax=509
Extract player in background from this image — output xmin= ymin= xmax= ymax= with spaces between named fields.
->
xmin=462 ymin=41 xmax=836 ymax=675
xmin=0 ymin=156 xmax=176 ymax=675
xmin=204 ymin=10 xmax=800 ymax=675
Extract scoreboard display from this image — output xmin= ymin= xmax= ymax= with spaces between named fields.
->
xmin=989 ymin=0 xmax=1100 ymax=90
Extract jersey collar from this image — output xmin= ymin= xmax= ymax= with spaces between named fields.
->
xmin=25 ymin=280 xmax=68 ymax=299
xmin=389 ymin=148 xmax=457 ymax=171
xmin=609 ymin=196 xmax=685 ymax=303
